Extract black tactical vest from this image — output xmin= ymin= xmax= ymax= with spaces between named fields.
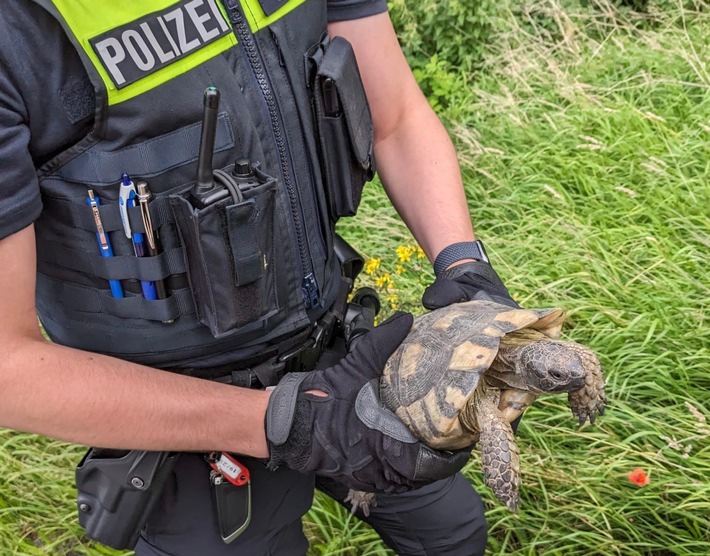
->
xmin=30 ymin=0 xmax=375 ymax=369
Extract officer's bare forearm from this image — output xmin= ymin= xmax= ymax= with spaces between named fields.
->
xmin=375 ymin=105 xmax=475 ymax=262
xmin=0 ymin=226 xmax=270 ymax=456
xmin=330 ymin=13 xmax=475 ymax=263
xmin=0 ymin=339 xmax=271 ymax=457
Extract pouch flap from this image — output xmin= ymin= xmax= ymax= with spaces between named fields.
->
xmin=317 ymin=36 xmax=373 ymax=168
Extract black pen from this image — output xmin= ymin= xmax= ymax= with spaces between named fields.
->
xmin=136 ymin=182 xmax=168 ymax=300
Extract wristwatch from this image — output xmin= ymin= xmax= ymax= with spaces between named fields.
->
xmin=433 ymin=240 xmax=489 ymax=278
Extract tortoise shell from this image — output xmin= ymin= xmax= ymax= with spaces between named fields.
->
xmin=379 ymin=300 xmax=566 ymax=449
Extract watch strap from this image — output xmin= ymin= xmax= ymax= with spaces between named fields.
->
xmin=433 ymin=240 xmax=489 ymax=277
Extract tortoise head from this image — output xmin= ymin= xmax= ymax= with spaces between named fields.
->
xmin=516 ymin=340 xmax=589 ymax=393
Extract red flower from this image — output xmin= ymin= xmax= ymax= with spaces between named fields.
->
xmin=627 ymin=468 xmax=650 ymax=487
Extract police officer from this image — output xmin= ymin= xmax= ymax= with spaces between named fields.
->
xmin=0 ymin=0 xmax=519 ymax=554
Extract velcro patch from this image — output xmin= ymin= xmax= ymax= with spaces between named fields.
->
xmin=89 ymin=0 xmax=231 ymax=89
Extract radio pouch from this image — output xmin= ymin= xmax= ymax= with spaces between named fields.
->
xmin=170 ymin=167 xmax=279 ymax=338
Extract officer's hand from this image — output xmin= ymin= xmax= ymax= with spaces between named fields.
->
xmin=265 ymin=312 xmax=471 ymax=493
xmin=422 ymin=261 xmax=520 ymax=310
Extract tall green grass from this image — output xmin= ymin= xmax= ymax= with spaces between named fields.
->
xmin=1 ymin=1 xmax=708 ymax=555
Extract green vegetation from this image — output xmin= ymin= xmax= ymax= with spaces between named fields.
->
xmin=1 ymin=1 xmax=708 ymax=554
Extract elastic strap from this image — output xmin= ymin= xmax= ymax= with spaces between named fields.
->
xmin=433 ymin=240 xmax=489 ymax=277
xmin=42 ymin=194 xmax=175 ymax=234
xmin=37 ymin=242 xmax=185 ymax=282
xmin=40 ymin=278 xmax=195 ymax=322
xmin=226 ymin=200 xmax=264 ymax=286
xmin=265 ymin=373 xmax=309 ymax=446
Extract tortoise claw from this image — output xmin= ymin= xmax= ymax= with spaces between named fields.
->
xmin=569 ymin=386 xmax=606 ymax=427
xmin=345 ymin=489 xmax=376 ymax=517
xmin=573 ymin=400 xmax=606 ymax=426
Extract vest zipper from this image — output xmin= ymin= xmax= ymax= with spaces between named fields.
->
xmin=225 ymin=2 xmax=321 ymax=309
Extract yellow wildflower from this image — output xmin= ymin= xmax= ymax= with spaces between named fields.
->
xmin=395 ymin=264 xmax=406 ymax=275
xmin=364 ymin=258 xmax=381 ymax=275
xmin=416 ymin=247 xmax=426 ymax=259
xmin=396 ymin=245 xmax=412 ymax=263
xmin=375 ymin=273 xmax=392 ymax=288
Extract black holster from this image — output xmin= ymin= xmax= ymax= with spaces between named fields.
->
xmin=76 ymin=449 xmax=178 ymax=549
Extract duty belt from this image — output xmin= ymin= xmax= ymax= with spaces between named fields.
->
xmin=220 ymin=311 xmax=339 ymax=388
xmin=172 ymin=308 xmax=341 ymax=389
xmin=170 ymin=272 xmax=354 ymax=389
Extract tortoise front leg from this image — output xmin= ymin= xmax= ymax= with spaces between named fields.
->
xmin=463 ymin=390 xmax=521 ymax=512
xmin=568 ymin=346 xmax=606 ymax=425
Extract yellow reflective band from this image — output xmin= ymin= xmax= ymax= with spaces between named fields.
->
xmin=239 ymin=0 xmax=307 ymax=32
xmin=51 ymin=0 xmax=237 ymax=105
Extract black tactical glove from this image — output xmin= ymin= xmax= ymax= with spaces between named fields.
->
xmin=265 ymin=312 xmax=471 ymax=494
xmin=422 ymin=261 xmax=520 ymax=310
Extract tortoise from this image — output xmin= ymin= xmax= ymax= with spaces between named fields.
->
xmin=347 ymin=299 xmax=606 ymax=514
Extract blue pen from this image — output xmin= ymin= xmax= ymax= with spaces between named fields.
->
xmin=87 ymin=190 xmax=124 ymax=298
xmin=119 ymin=173 xmax=136 ymax=240
xmin=127 ymin=196 xmax=158 ymax=300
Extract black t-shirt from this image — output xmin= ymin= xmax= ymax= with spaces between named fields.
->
xmin=0 ymin=0 xmax=387 ymax=240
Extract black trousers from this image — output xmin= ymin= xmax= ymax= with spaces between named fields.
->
xmin=135 ymin=453 xmax=487 ymax=556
